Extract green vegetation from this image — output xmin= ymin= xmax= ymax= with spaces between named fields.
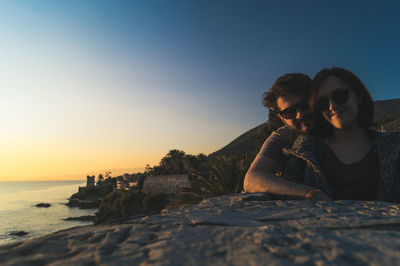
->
xmin=93 ymin=150 xmax=252 ymax=222
xmin=70 ymin=183 xmax=114 ymax=200
xmin=142 ymin=192 xmax=168 ymax=212
xmin=374 ymin=112 xmax=400 ymax=132
xmin=176 ymin=155 xmax=251 ymax=205
xmin=145 ymin=149 xmax=209 ymax=177
xmin=95 ymin=191 xmax=168 ymax=224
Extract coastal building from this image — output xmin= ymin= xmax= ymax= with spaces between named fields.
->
xmin=116 ymin=174 xmax=139 ymax=191
xmin=142 ymin=175 xmax=190 ymax=194
xmin=116 ymin=179 xmax=128 ymax=190
xmin=87 ymin=175 xmax=95 ymax=187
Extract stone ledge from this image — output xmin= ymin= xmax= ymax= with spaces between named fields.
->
xmin=2 ymin=193 xmax=400 ymax=265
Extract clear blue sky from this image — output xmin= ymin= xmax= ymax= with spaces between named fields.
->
xmin=1 ymin=0 xmax=399 ymax=179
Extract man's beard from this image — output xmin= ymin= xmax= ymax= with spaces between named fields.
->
xmin=292 ymin=115 xmax=315 ymax=134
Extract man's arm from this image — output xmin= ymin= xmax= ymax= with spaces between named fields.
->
xmin=244 ymin=156 xmax=331 ymax=200
xmin=243 ymin=126 xmax=331 ymax=200
xmin=244 ymin=155 xmax=315 ymax=197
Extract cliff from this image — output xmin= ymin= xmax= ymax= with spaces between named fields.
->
xmin=2 ymin=194 xmax=400 ymax=265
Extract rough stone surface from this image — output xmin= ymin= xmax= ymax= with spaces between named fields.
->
xmin=142 ymin=175 xmax=190 ymax=195
xmin=2 ymin=193 xmax=400 ymax=265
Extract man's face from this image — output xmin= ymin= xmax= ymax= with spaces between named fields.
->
xmin=276 ymin=95 xmax=314 ymax=134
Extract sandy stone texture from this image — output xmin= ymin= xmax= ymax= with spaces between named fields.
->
xmin=2 ymin=193 xmax=400 ymax=265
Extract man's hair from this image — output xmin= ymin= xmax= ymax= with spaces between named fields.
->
xmin=262 ymin=73 xmax=312 ymax=111
xmin=310 ymin=67 xmax=374 ymax=136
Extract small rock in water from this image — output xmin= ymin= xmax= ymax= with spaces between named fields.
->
xmin=35 ymin=203 xmax=51 ymax=208
xmin=10 ymin=231 xmax=29 ymax=236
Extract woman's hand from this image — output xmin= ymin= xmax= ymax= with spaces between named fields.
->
xmin=307 ymin=191 xmax=332 ymax=201
xmin=304 ymin=189 xmax=332 ymax=201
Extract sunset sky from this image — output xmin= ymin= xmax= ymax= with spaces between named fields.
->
xmin=1 ymin=0 xmax=399 ymax=181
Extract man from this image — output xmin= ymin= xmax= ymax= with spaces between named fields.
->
xmin=243 ymin=73 xmax=330 ymax=201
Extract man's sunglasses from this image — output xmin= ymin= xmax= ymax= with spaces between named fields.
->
xmin=278 ymin=99 xmax=309 ymax=120
xmin=316 ymin=88 xmax=350 ymax=112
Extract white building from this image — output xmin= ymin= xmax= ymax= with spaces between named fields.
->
xmin=142 ymin=175 xmax=190 ymax=194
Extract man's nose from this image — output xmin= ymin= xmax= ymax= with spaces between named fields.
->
xmin=295 ymin=108 xmax=305 ymax=119
xmin=296 ymin=108 xmax=307 ymax=119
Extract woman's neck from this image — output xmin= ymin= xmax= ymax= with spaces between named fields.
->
xmin=327 ymin=124 xmax=372 ymax=164
xmin=329 ymin=124 xmax=369 ymax=145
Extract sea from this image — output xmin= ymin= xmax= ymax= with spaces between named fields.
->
xmin=0 ymin=181 xmax=97 ymax=246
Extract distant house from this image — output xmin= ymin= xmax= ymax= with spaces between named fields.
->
xmin=116 ymin=174 xmax=139 ymax=191
xmin=87 ymin=175 xmax=95 ymax=187
xmin=142 ymin=175 xmax=190 ymax=194
xmin=78 ymin=175 xmax=96 ymax=193
xmin=116 ymin=179 xmax=128 ymax=190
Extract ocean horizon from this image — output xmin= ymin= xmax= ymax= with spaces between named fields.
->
xmin=0 ymin=180 xmax=97 ymax=246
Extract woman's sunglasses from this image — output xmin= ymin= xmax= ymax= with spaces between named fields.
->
xmin=316 ymin=88 xmax=350 ymax=112
xmin=278 ymin=99 xmax=309 ymax=120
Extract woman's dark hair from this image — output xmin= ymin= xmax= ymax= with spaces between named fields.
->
xmin=310 ymin=67 xmax=374 ymax=137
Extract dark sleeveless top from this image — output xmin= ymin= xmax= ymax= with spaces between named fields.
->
xmin=321 ymin=145 xmax=378 ymax=200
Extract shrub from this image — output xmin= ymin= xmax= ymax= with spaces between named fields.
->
xmin=95 ymin=191 xmax=146 ymax=224
xmin=143 ymin=192 xmax=168 ymax=213
xmin=95 ymin=191 xmax=169 ymax=224
xmin=178 ymin=155 xmax=250 ymax=203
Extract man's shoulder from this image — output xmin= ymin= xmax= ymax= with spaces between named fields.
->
xmin=271 ymin=125 xmax=298 ymax=142
xmin=258 ymin=126 xmax=297 ymax=162
xmin=284 ymin=133 xmax=325 ymax=156
xmin=273 ymin=125 xmax=294 ymax=135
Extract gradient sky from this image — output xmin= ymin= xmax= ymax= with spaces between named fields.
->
xmin=1 ymin=0 xmax=399 ymax=180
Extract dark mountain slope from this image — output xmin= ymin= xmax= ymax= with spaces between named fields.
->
xmin=209 ymin=123 xmax=266 ymax=158
xmin=374 ymin=98 xmax=400 ymax=119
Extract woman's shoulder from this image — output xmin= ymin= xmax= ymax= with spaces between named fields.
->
xmin=370 ymin=130 xmax=400 ymax=151
xmin=371 ymin=130 xmax=400 ymax=141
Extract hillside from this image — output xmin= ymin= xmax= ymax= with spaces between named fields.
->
xmin=374 ymin=98 xmax=400 ymax=119
xmin=374 ymin=111 xmax=400 ymax=132
xmin=209 ymin=123 xmax=266 ymax=158
xmin=211 ymin=98 xmax=400 ymax=158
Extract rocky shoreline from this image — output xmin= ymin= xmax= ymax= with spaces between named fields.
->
xmin=66 ymin=198 xmax=100 ymax=209
xmin=2 ymin=193 xmax=400 ymax=265
xmin=62 ymin=215 xmax=96 ymax=222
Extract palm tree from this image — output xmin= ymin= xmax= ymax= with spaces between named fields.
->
xmin=178 ymin=155 xmax=250 ymax=203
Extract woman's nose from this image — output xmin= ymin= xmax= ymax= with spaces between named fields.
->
xmin=329 ymin=99 xmax=338 ymax=110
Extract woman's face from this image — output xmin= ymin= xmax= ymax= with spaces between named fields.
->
xmin=316 ymin=75 xmax=359 ymax=130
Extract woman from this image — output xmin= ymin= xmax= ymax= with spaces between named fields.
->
xmin=283 ymin=67 xmax=400 ymax=201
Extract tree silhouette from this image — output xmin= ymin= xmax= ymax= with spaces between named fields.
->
xmin=145 ymin=149 xmax=210 ymax=176
xmin=105 ymin=171 xmax=112 ymax=179
xmin=178 ymin=155 xmax=250 ymax=203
